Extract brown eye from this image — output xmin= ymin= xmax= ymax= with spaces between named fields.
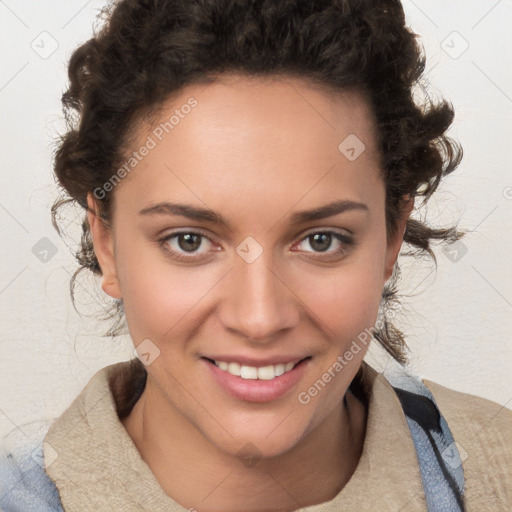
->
xmin=158 ymin=230 xmax=216 ymax=262
xmin=308 ymin=233 xmax=332 ymax=252
xmin=293 ymin=230 xmax=354 ymax=260
xmin=177 ymin=233 xmax=203 ymax=252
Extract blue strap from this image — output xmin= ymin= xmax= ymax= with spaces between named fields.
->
xmin=0 ymin=441 xmax=64 ymax=512
xmin=1 ymin=373 xmax=466 ymax=512
xmin=385 ymin=370 xmax=466 ymax=512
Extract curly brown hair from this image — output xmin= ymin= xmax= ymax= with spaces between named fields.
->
xmin=51 ymin=0 xmax=464 ymax=365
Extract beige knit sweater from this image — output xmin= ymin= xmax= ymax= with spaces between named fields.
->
xmin=42 ymin=359 xmax=511 ymax=511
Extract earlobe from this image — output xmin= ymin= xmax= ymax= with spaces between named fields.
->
xmin=86 ymin=193 xmax=122 ymax=299
xmin=100 ymin=274 xmax=122 ymax=300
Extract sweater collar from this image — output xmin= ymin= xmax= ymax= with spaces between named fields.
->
xmin=44 ymin=358 xmax=427 ymax=511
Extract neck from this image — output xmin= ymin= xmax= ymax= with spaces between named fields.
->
xmin=122 ymin=380 xmax=367 ymax=511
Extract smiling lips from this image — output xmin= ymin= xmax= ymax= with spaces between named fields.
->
xmin=204 ymin=356 xmax=311 ymax=402
xmin=212 ymin=359 xmax=298 ymax=380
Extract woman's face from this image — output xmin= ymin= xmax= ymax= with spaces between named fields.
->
xmin=89 ymin=75 xmax=410 ymax=458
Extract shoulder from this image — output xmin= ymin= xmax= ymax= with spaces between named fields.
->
xmin=423 ymin=379 xmax=512 ymax=509
xmin=0 ymin=423 xmax=64 ymax=512
xmin=422 ymin=378 xmax=511 ymax=442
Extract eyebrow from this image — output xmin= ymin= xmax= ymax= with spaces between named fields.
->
xmin=138 ymin=199 xmax=369 ymax=228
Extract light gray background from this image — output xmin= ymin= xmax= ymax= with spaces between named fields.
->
xmin=1 ymin=0 xmax=511 ymax=441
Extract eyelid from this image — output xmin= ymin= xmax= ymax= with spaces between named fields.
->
xmin=291 ymin=228 xmax=354 ymax=253
xmin=157 ymin=226 xmax=352 ymax=246
xmin=157 ymin=228 xmax=219 ymax=259
xmin=158 ymin=226 xmax=217 ymax=243
xmin=298 ymin=226 xmax=352 ymax=240
xmin=158 ymin=228 xmax=354 ymax=264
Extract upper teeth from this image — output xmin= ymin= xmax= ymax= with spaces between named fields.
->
xmin=214 ymin=360 xmax=296 ymax=380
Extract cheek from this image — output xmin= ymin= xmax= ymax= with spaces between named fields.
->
xmin=299 ymin=268 xmax=382 ymax=336
xmin=115 ymin=228 xmax=386 ymax=344
xmin=114 ymin=238 xmax=213 ymax=341
xmin=293 ymin=248 xmax=386 ymax=341
xmin=120 ymin=271 xmax=213 ymax=342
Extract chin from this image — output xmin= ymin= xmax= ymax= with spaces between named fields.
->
xmin=204 ymin=415 xmax=314 ymax=462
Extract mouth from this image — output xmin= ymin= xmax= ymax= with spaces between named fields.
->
xmin=201 ymin=356 xmax=312 ymax=403
xmin=202 ymin=357 xmax=311 ymax=380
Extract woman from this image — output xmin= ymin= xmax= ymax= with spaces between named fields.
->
xmin=1 ymin=0 xmax=510 ymax=511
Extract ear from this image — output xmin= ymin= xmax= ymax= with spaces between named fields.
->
xmin=86 ymin=193 xmax=122 ymax=299
xmin=383 ymin=195 xmax=414 ymax=283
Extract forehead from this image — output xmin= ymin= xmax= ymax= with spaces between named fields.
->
xmin=141 ymin=74 xmax=379 ymax=156
xmin=114 ymin=75 xmax=383 ymax=214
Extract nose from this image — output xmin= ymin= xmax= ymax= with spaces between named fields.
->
xmin=217 ymin=250 xmax=300 ymax=344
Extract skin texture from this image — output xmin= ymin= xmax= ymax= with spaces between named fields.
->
xmin=87 ymin=74 xmax=414 ymax=511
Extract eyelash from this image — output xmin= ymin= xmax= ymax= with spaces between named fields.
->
xmin=157 ymin=228 xmax=355 ymax=263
